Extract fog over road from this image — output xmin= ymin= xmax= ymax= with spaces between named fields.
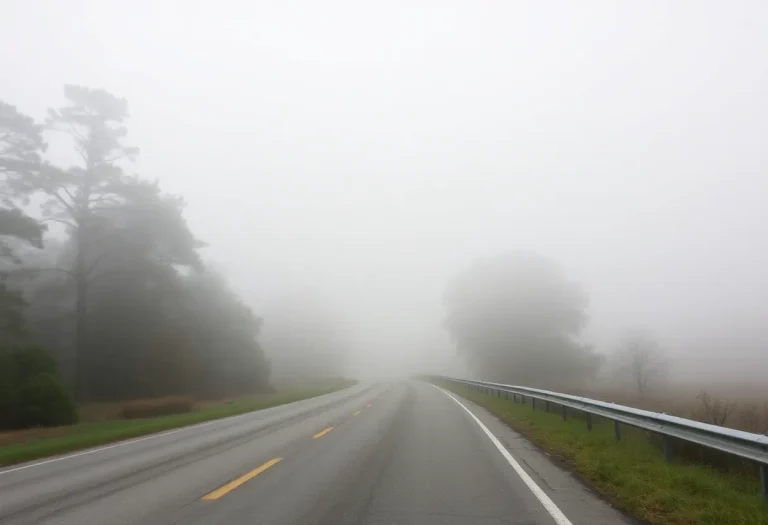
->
xmin=0 ymin=382 xmax=631 ymax=525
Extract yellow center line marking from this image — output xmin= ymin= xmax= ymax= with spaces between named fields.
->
xmin=312 ymin=426 xmax=334 ymax=439
xmin=202 ymin=458 xmax=282 ymax=500
xmin=353 ymin=410 xmax=361 ymax=416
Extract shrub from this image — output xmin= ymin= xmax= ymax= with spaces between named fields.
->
xmin=15 ymin=373 xmax=78 ymax=428
xmin=119 ymin=396 xmax=194 ymax=419
xmin=0 ymin=349 xmax=18 ymax=429
xmin=0 ymin=345 xmax=77 ymax=429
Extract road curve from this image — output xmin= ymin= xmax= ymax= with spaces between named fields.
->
xmin=0 ymin=381 xmax=632 ymax=525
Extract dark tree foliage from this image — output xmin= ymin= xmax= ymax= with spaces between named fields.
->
xmin=0 ymin=101 xmax=47 ymax=345
xmin=443 ymin=252 xmax=603 ymax=388
xmin=180 ymin=271 xmax=270 ymax=399
xmin=0 ymin=345 xmax=77 ymax=429
xmin=0 ymin=209 xmax=44 ymax=345
xmin=0 ymin=100 xmax=46 ymax=183
xmin=0 ymin=208 xmax=44 ymax=259
xmin=16 ymin=372 xmax=77 ymax=427
xmin=3 ymin=86 xmax=148 ymax=400
xmin=0 ymin=208 xmax=43 ymax=345
xmin=0 ymin=86 xmax=271 ymax=412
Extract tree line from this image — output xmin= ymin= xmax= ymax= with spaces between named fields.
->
xmin=1 ymin=86 xmax=270 ymax=427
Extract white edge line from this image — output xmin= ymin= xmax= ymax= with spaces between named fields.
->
xmin=433 ymin=385 xmax=573 ymax=525
xmin=0 ymin=385 xmax=361 ymax=476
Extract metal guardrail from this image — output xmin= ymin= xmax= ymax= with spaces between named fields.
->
xmin=434 ymin=376 xmax=768 ymax=502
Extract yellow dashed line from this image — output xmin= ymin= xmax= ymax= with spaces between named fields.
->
xmin=353 ymin=410 xmax=361 ymax=416
xmin=312 ymin=426 xmax=334 ymax=439
xmin=202 ymin=458 xmax=282 ymax=500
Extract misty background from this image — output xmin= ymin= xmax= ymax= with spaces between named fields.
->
xmin=2 ymin=1 xmax=767 ymax=386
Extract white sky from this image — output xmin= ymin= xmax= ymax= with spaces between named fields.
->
xmin=2 ymin=1 xmax=768 ymax=380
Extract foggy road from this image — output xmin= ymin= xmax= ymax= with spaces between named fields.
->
xmin=0 ymin=382 xmax=631 ymax=525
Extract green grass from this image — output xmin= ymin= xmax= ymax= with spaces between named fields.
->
xmin=0 ymin=381 xmax=356 ymax=467
xmin=440 ymin=382 xmax=768 ymax=525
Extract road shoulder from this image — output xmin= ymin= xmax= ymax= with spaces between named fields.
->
xmin=434 ymin=385 xmax=639 ymax=525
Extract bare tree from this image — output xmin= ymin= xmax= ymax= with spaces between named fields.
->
xmin=694 ymin=391 xmax=733 ymax=427
xmin=617 ymin=331 xmax=667 ymax=397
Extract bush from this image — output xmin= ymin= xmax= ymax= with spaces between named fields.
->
xmin=119 ymin=396 xmax=194 ymax=419
xmin=15 ymin=373 xmax=78 ymax=428
xmin=0 ymin=345 xmax=77 ymax=430
xmin=0 ymin=349 xmax=18 ymax=429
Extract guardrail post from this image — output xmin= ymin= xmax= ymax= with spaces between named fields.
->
xmin=562 ymin=405 xmax=567 ymax=420
xmin=760 ymin=464 xmax=767 ymax=503
xmin=663 ymin=436 xmax=672 ymax=463
xmin=532 ymin=398 xmax=536 ymax=410
xmin=586 ymin=413 xmax=592 ymax=431
xmin=614 ymin=420 xmax=621 ymax=441
xmin=521 ymin=395 xmax=525 ymax=405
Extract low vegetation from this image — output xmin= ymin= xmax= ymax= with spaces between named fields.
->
xmin=0 ymin=379 xmax=355 ymax=467
xmin=119 ymin=396 xmax=194 ymax=419
xmin=440 ymin=381 xmax=768 ymax=525
xmin=0 ymin=345 xmax=77 ymax=430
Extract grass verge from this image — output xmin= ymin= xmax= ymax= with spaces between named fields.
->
xmin=439 ymin=381 xmax=768 ymax=525
xmin=0 ymin=380 xmax=356 ymax=468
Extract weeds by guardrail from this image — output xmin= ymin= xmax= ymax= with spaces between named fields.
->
xmin=433 ymin=376 xmax=768 ymax=502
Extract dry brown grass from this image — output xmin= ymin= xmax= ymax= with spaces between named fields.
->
xmin=119 ymin=396 xmax=195 ymax=419
xmin=0 ymin=427 xmax=71 ymax=447
xmin=567 ymin=383 xmax=768 ymax=435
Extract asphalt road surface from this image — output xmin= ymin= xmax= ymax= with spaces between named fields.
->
xmin=0 ymin=381 xmax=633 ymax=525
